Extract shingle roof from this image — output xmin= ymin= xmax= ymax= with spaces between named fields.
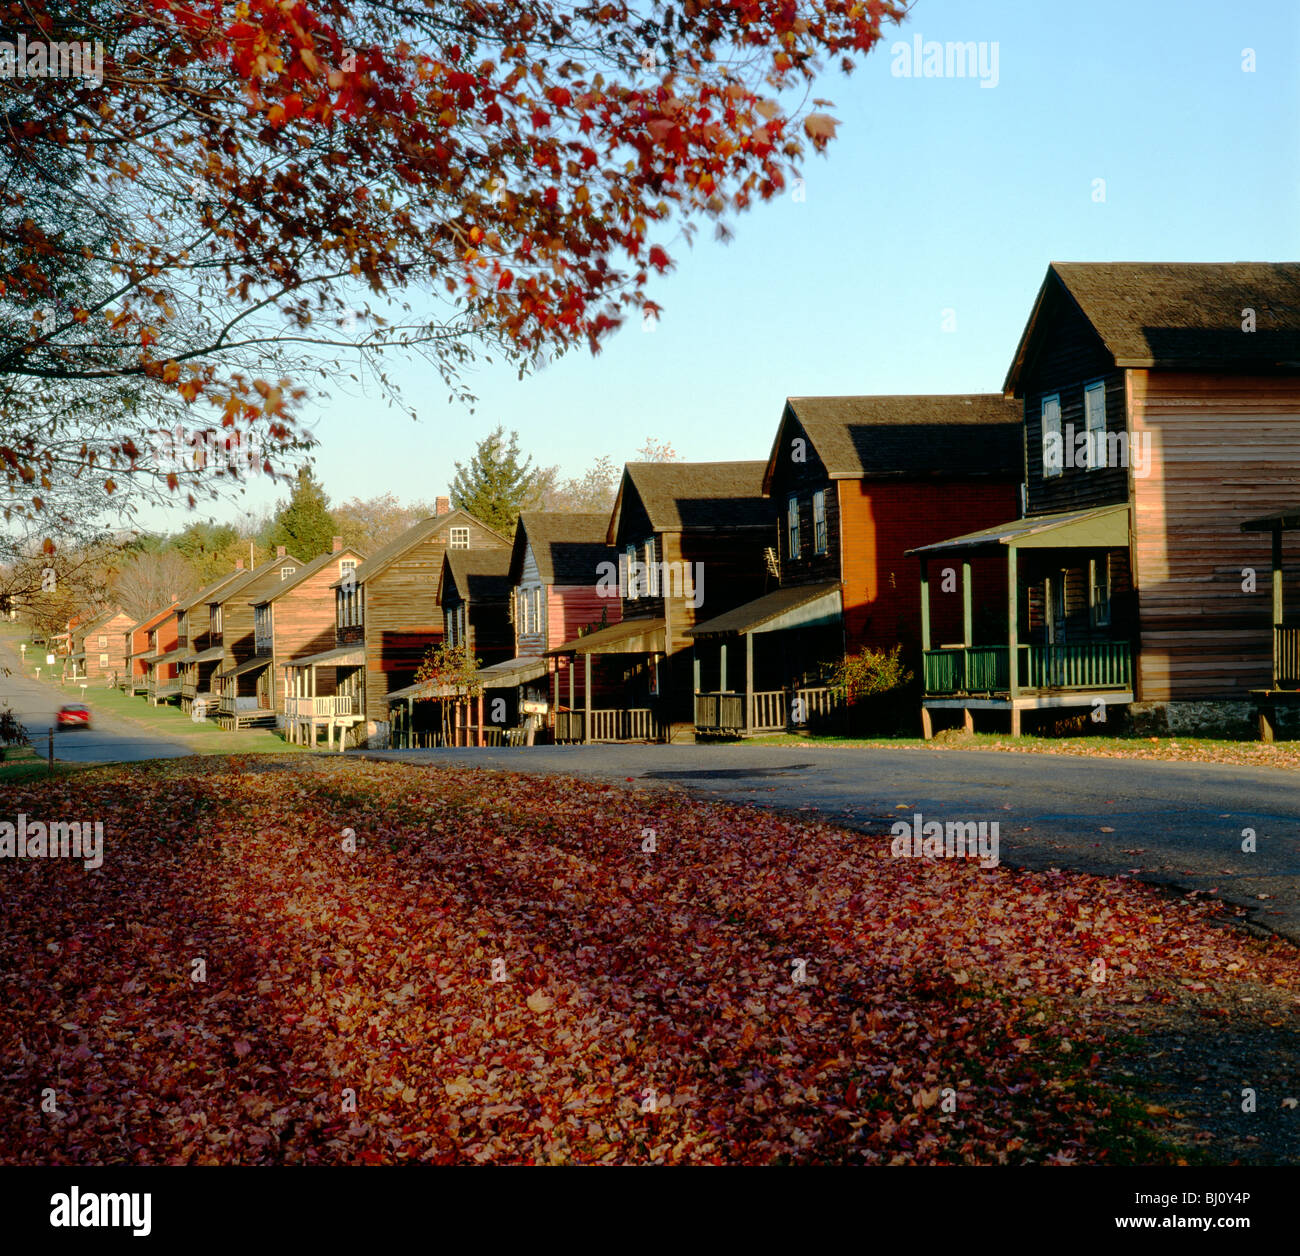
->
xmin=251 ymin=547 xmax=365 ymax=604
xmin=512 ymin=512 xmax=614 ymax=586
xmin=345 ymin=510 xmax=508 ymax=586
xmin=769 ymin=396 xmax=1021 ymax=488
xmin=1007 ymin=262 xmax=1300 ymax=392
xmin=126 ymin=601 xmax=181 ymax=636
xmin=210 ymin=553 xmax=303 ymax=605
xmin=442 ymin=549 xmax=513 ymax=604
xmin=179 ymin=569 xmax=246 ymax=614
xmin=615 ymin=461 xmax=769 ymax=539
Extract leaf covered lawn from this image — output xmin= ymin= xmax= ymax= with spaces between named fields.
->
xmin=0 ymin=755 xmax=1294 ymax=1165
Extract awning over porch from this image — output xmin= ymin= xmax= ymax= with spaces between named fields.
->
xmin=189 ymin=645 xmax=225 ymax=664
xmin=907 ymin=503 xmax=1130 ymax=556
xmin=477 ymin=656 xmax=549 ymax=688
xmin=386 ymin=679 xmax=462 ymax=702
xmin=284 ymin=645 xmax=365 ymax=669
xmin=152 ymin=647 xmax=191 ymax=667
xmin=1242 ymin=508 xmax=1300 ymax=532
xmin=547 ymin=616 xmax=665 ymax=656
xmin=216 ymin=654 xmax=271 ymax=680
xmin=686 ymin=581 xmax=842 ymax=639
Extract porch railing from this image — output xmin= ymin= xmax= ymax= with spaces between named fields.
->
xmin=1275 ymin=626 xmax=1300 ymax=687
xmin=286 ymin=695 xmax=355 ymax=718
xmin=181 ymin=681 xmax=197 ymax=698
xmin=695 ymin=686 xmax=838 ymax=733
xmin=555 ymin=708 xmax=665 ymax=742
xmin=923 ymin=643 xmax=1132 ymax=695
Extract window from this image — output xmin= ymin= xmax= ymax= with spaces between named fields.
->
xmin=787 ymin=495 xmax=801 ymax=560
xmin=645 ymin=537 xmax=659 ymax=596
xmin=98 ymin=634 xmax=107 ymax=648
xmin=280 ymin=565 xmax=294 ymax=580
xmin=1041 ymin=395 xmax=1062 ymax=478
xmin=449 ymin=527 xmax=470 ymax=550
xmin=98 ymin=653 xmax=109 ymax=666
xmin=1083 ymin=381 xmax=1106 ymax=471
xmin=647 ymin=653 xmax=660 ymax=696
xmin=532 ymin=587 xmax=542 ymax=634
xmin=1091 ymin=558 xmax=1112 ymax=628
xmin=812 ymin=490 xmax=828 ymax=555
xmin=339 ymin=558 xmax=356 ymax=587
xmin=625 ymin=543 xmax=638 ymax=599
xmin=212 ymin=605 xmax=223 ymax=635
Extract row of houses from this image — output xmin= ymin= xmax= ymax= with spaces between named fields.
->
xmin=59 ymin=261 xmax=1300 ymax=744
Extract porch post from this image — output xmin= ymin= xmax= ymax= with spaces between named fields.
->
xmin=744 ymin=632 xmax=754 ymax=735
xmin=719 ymin=640 xmax=728 ymax=692
xmin=962 ymin=559 xmax=973 ymax=647
xmin=919 ymin=557 xmax=931 ymax=653
xmin=477 ymin=692 xmax=484 ymax=747
xmin=693 ymin=648 xmax=701 ymax=731
xmin=406 ymin=695 xmax=413 ymax=749
xmin=583 ymin=652 xmax=592 ymax=744
xmin=1272 ymin=527 xmax=1283 ymax=689
xmin=1007 ymin=546 xmax=1020 ymax=735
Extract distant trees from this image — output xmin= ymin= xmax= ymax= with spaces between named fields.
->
xmin=112 ymin=550 xmax=197 ymax=621
xmin=261 ymin=469 xmax=338 ymax=560
xmin=450 ymin=427 xmax=542 ymax=535
xmin=333 ymin=493 xmax=438 ymax=555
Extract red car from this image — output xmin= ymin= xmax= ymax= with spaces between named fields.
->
xmin=56 ymin=704 xmax=92 ymax=730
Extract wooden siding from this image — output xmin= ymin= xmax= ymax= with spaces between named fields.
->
xmin=839 ymin=479 xmax=1020 ymax=659
xmin=513 ymin=542 xmax=546 ymax=656
xmin=81 ymin=611 xmax=133 ymax=682
xmin=766 ymin=414 xmax=841 ymax=586
xmin=360 ymin=525 xmax=509 ymax=723
xmin=1129 ymin=371 xmax=1300 ymax=700
xmin=1022 ymin=290 xmax=1128 ymax=515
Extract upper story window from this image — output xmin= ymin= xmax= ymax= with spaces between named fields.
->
xmin=787 ymin=495 xmax=801 ymax=560
xmin=1041 ymin=395 xmax=1062 ymax=479
xmin=97 ymin=634 xmax=107 ymax=648
xmin=280 ymin=565 xmax=295 ymax=581
xmin=1083 ymin=381 xmax=1106 ymax=471
xmin=812 ymin=490 xmax=828 ymax=555
xmin=645 ymin=537 xmax=659 ymax=597
xmin=625 ymin=543 xmax=638 ymax=599
xmin=339 ymin=558 xmax=356 ymax=585
xmin=449 ymin=527 xmax=470 ymax=550
xmin=211 ymin=605 xmax=223 ymax=635
xmin=336 ymin=584 xmax=363 ymax=628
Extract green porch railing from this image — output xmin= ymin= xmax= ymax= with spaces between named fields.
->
xmin=924 ymin=643 xmax=1132 ymax=695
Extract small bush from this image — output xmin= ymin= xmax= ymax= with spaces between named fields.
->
xmin=827 ymin=645 xmax=912 ymax=705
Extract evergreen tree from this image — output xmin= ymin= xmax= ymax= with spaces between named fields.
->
xmin=262 ymin=468 xmax=338 ymax=560
xmin=449 ymin=427 xmax=540 ymax=535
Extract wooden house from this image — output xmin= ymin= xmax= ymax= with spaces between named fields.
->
xmin=211 ymin=547 xmax=304 ymax=728
xmin=687 ymin=395 xmax=1021 ymax=736
xmin=127 ymin=603 xmax=185 ymax=703
xmin=548 ymin=462 xmax=773 ymax=742
xmin=73 ymin=607 xmax=134 ymax=686
xmin=178 ymin=566 xmax=249 ymax=715
xmin=911 ymin=261 xmax=1300 ymax=736
xmin=286 ymin=507 xmax=507 ymax=748
xmin=247 ymin=537 xmax=366 ymax=731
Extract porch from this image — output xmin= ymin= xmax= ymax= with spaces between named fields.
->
xmin=148 ymin=647 xmax=190 ymax=706
xmin=686 ymin=582 xmax=844 ymax=736
xmin=908 ymin=504 xmax=1135 ymax=737
xmin=547 ymin=617 xmax=669 ymax=744
xmin=215 ymin=655 xmax=275 ymax=729
xmin=283 ymin=645 xmax=366 ymax=750
xmin=181 ymin=646 xmax=224 ymax=714
xmin=1241 ymin=509 xmax=1300 ymax=740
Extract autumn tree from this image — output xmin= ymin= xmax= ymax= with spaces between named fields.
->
xmin=534 ymin=454 xmax=619 ymax=514
xmin=333 ymin=492 xmax=436 ymax=554
xmin=636 ymin=437 xmax=680 ymax=462
xmin=1 ymin=0 xmax=904 ymax=534
xmin=412 ymin=641 xmax=484 ymax=745
xmin=450 ymin=427 xmax=539 ymax=535
xmin=112 ymin=549 xmax=197 ymax=621
xmin=262 ymin=468 xmax=337 ymax=560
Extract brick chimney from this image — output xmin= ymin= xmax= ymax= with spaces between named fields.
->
xmin=332 ymin=536 xmax=343 ymax=552
xmin=276 ymin=545 xmax=286 ymax=558
xmin=235 ymin=558 xmax=244 ymax=571
xmin=436 ymin=496 xmax=450 ymax=515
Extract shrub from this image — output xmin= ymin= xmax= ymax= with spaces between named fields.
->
xmin=827 ymin=645 xmax=912 ymax=706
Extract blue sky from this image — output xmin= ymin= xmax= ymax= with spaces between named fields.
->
xmin=144 ymin=0 xmax=1300 ymax=531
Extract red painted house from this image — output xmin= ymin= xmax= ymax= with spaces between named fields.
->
xmin=124 ymin=602 xmax=182 ymax=699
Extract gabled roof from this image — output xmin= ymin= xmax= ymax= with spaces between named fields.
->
xmin=510 ymin=512 xmax=613 ymax=586
xmin=1005 ymin=262 xmax=1300 ymax=394
xmin=251 ymin=547 xmax=365 ymax=605
xmin=763 ymin=396 xmax=1021 ymax=491
xmin=608 ymin=461 xmax=769 ymax=544
xmin=78 ymin=605 xmax=130 ymax=636
xmin=441 ymin=549 xmax=513 ymax=605
xmin=340 ymin=510 xmax=507 ymax=588
xmin=207 ymin=553 xmax=304 ymax=605
xmin=179 ymin=568 xmax=246 ymax=614
xmin=127 ymin=601 xmax=181 ymax=636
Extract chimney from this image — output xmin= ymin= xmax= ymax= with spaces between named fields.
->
xmin=276 ymin=545 xmax=286 ymax=558
xmin=332 ymin=536 xmax=343 ymax=553
xmin=235 ymin=559 xmax=245 ymax=571
xmin=436 ymin=496 xmax=450 ymax=516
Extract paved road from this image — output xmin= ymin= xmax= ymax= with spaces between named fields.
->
xmin=363 ymin=744 xmax=1300 ymax=941
xmin=0 ymin=644 xmax=190 ymax=763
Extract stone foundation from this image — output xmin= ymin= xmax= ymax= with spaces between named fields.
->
xmin=1126 ymin=700 xmax=1259 ymax=739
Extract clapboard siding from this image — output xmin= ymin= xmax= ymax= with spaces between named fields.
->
xmin=1129 ymin=370 xmax=1300 ymax=699
xmin=766 ymin=413 xmax=841 ymax=586
xmin=80 ymin=610 xmax=133 ymax=681
xmin=513 ymin=542 xmax=546 ymax=655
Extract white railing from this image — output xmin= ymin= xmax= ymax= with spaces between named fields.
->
xmin=287 ymin=695 xmax=355 ymax=718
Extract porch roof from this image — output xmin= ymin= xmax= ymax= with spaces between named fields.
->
xmin=907 ymin=504 xmax=1130 ymax=557
xmin=477 ymin=656 xmax=549 ymax=688
xmin=215 ymin=654 xmax=271 ymax=680
xmin=386 ymin=679 xmax=464 ymax=702
xmin=686 ymin=581 xmax=842 ymax=639
xmin=547 ymin=616 xmax=666 ymax=657
xmin=284 ymin=644 xmax=364 ymax=669
xmin=190 ymin=645 xmax=225 ymax=664
xmin=152 ymin=647 xmax=191 ymax=666
xmin=1241 ymin=508 xmax=1300 ymax=533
